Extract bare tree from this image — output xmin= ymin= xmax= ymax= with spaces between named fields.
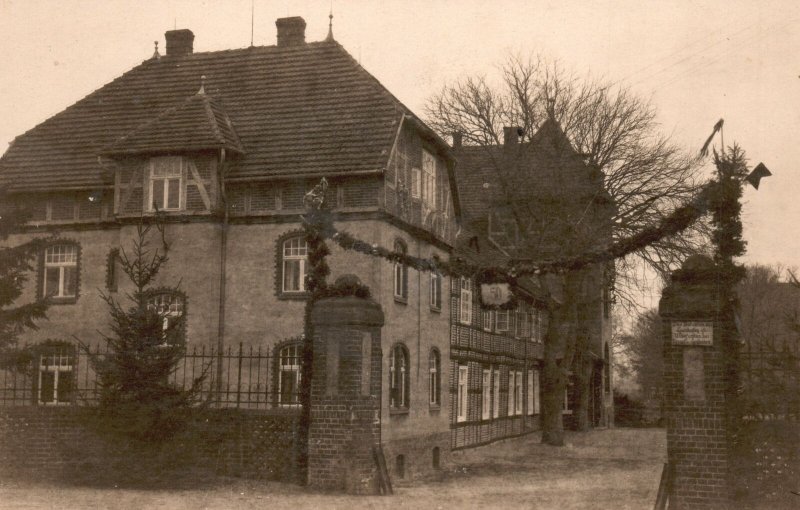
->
xmin=425 ymin=56 xmax=707 ymax=444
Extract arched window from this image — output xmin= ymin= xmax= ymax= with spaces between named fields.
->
xmin=393 ymin=240 xmax=408 ymax=301
xmin=278 ymin=343 xmax=301 ymax=406
xmin=42 ymin=243 xmax=79 ymax=300
xmin=429 ymin=349 xmax=441 ymax=407
xmin=281 ymin=236 xmax=308 ymax=293
xmin=146 ymin=292 xmax=185 ymax=344
xmin=389 ymin=344 xmax=410 ymax=409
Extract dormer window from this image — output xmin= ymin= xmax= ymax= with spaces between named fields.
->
xmin=149 ymin=157 xmax=184 ymax=211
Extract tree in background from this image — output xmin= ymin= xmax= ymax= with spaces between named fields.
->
xmin=0 ymin=189 xmax=48 ymax=351
xmin=89 ymin=219 xmax=205 ymax=442
xmin=426 ymin=56 xmax=707 ymax=444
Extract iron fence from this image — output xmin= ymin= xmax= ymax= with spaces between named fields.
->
xmin=0 ymin=342 xmax=300 ymax=411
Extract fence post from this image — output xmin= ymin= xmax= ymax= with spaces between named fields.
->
xmin=307 ymin=286 xmax=384 ymax=493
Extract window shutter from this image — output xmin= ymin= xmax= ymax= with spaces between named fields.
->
xmin=411 ymin=168 xmax=421 ymax=199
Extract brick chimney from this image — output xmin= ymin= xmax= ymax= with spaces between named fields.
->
xmin=276 ymin=16 xmax=306 ymax=47
xmin=503 ymin=126 xmax=523 ymax=148
xmin=165 ymin=29 xmax=194 ymax=57
xmin=452 ymin=132 xmax=463 ymax=149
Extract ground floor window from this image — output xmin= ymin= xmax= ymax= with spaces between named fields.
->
xmin=481 ymin=368 xmax=491 ymax=420
xmin=515 ymin=370 xmax=523 ymax=415
xmin=457 ymin=365 xmax=468 ymax=422
xmin=492 ymin=368 xmax=500 ymax=418
xmin=38 ymin=347 xmax=75 ymax=405
xmin=278 ymin=343 xmax=301 ymax=406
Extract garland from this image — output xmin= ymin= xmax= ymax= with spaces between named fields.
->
xmin=318 ymin=180 xmax=715 ymax=280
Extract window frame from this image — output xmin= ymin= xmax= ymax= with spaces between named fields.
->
xmin=37 ymin=346 xmax=75 ymax=406
xmin=147 ymin=156 xmax=184 ymax=212
xmin=421 ymin=149 xmax=437 ymax=210
xmin=277 ymin=342 xmax=302 ymax=407
xmin=456 ymin=364 xmax=468 ymax=423
xmin=389 ymin=343 xmax=411 ymax=411
xmin=459 ymin=277 xmax=473 ymax=325
xmin=496 ymin=309 xmax=510 ymax=333
xmin=482 ymin=309 xmax=494 ymax=332
xmin=428 ymin=348 xmax=441 ymax=408
xmin=481 ymin=368 xmax=491 ymax=420
xmin=492 ymin=368 xmax=500 ymax=418
xmin=507 ymin=370 xmax=515 ymax=416
xmin=393 ymin=239 xmax=408 ymax=303
xmin=145 ymin=290 xmax=187 ymax=345
xmin=430 ymin=271 xmax=442 ymax=311
xmin=39 ymin=241 xmax=81 ymax=304
xmin=515 ymin=370 xmax=523 ymax=416
xmin=276 ymin=231 xmax=310 ymax=299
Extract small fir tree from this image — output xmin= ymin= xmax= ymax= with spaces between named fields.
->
xmin=0 ymin=189 xmax=48 ymax=351
xmin=90 ymin=218 xmax=205 ymax=442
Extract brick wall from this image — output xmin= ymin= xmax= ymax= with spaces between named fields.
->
xmin=0 ymin=406 xmax=299 ymax=483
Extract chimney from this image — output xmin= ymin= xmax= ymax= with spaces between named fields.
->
xmin=452 ymin=132 xmax=463 ymax=149
xmin=276 ymin=16 xmax=306 ymax=47
xmin=503 ymin=126 xmax=523 ymax=148
xmin=165 ymin=29 xmax=194 ymax=57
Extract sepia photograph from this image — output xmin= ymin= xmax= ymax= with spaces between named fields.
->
xmin=0 ymin=1 xmax=798 ymax=508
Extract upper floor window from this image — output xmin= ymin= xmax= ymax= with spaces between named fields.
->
xmin=482 ymin=309 xmax=494 ymax=332
xmin=393 ymin=240 xmax=408 ymax=302
xmin=389 ymin=344 xmax=410 ymax=410
xmin=459 ymin=278 xmax=473 ymax=325
xmin=278 ymin=343 xmax=301 ymax=406
xmin=429 ymin=349 xmax=441 ymax=407
xmin=43 ymin=243 xmax=79 ymax=301
xmin=282 ymin=236 xmax=308 ymax=293
xmin=430 ymin=272 xmax=442 ymax=310
xmin=146 ymin=292 xmax=185 ymax=344
xmin=149 ymin=156 xmax=183 ymax=211
xmin=421 ymin=150 xmax=437 ymax=210
xmin=496 ymin=310 xmax=510 ymax=333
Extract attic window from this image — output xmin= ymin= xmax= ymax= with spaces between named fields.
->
xmin=148 ymin=157 xmax=184 ymax=211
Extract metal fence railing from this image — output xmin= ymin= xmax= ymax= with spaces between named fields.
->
xmin=0 ymin=342 xmax=301 ymax=411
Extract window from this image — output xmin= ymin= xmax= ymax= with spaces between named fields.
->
xmin=411 ymin=168 xmax=421 ymax=199
xmin=496 ymin=310 xmax=510 ymax=332
xmin=507 ymin=371 xmax=515 ymax=416
xmin=528 ymin=369 xmax=540 ymax=415
xmin=393 ymin=240 xmax=408 ymax=301
xmin=430 ymin=272 xmax=442 ymax=310
xmin=481 ymin=368 xmax=491 ymax=420
xmin=390 ymin=344 xmax=410 ymax=409
xmin=38 ymin=347 xmax=75 ymax=405
xmin=515 ymin=370 xmax=523 ymax=415
xmin=482 ymin=309 xmax=493 ymax=332
xmin=43 ymin=244 xmax=78 ymax=300
xmin=459 ymin=278 xmax=473 ymax=325
xmin=282 ymin=236 xmax=308 ymax=293
xmin=429 ymin=349 xmax=441 ymax=407
xmin=148 ymin=156 xmax=183 ymax=211
xmin=492 ymin=369 xmax=500 ymax=418
xmin=457 ymin=365 xmax=468 ymax=422
xmin=515 ymin=309 xmax=526 ymax=338
xmin=278 ymin=343 xmax=301 ymax=406
xmin=422 ymin=150 xmax=437 ymax=210
xmin=146 ymin=292 xmax=185 ymax=344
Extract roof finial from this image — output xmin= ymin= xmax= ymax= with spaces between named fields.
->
xmin=198 ymin=75 xmax=206 ymax=95
xmin=325 ymin=4 xmax=334 ymax=42
xmin=152 ymin=41 xmax=160 ymax=59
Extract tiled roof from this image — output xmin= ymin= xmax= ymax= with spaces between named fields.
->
xmin=0 ymin=40 xmax=414 ymax=191
xmin=103 ymin=90 xmax=243 ymax=156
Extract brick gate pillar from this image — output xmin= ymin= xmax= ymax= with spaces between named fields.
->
xmin=659 ymin=255 xmax=732 ymax=509
xmin=307 ymin=288 xmax=384 ymax=493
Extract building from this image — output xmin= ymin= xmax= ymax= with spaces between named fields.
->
xmin=0 ymin=15 xmax=611 ymax=483
xmin=451 ymin=121 xmax=614 ymax=431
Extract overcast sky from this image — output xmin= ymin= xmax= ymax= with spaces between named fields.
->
xmin=1 ymin=0 xmax=799 ymax=297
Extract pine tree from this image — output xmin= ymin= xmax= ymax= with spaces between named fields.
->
xmin=0 ymin=189 xmax=48 ymax=351
xmin=90 ymin=218 xmax=206 ymax=442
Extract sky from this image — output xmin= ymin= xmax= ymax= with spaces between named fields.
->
xmin=1 ymin=0 xmax=799 ymax=304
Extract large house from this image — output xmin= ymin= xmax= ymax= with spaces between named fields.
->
xmin=0 ymin=16 xmax=611 ymax=481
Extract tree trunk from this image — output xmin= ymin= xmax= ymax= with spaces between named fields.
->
xmin=573 ymin=353 xmax=592 ymax=431
xmin=540 ymin=272 xmax=581 ymax=445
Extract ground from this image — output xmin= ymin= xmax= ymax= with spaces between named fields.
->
xmin=0 ymin=428 xmax=665 ymax=510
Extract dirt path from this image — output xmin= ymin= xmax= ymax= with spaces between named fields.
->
xmin=0 ymin=427 xmax=665 ymax=510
